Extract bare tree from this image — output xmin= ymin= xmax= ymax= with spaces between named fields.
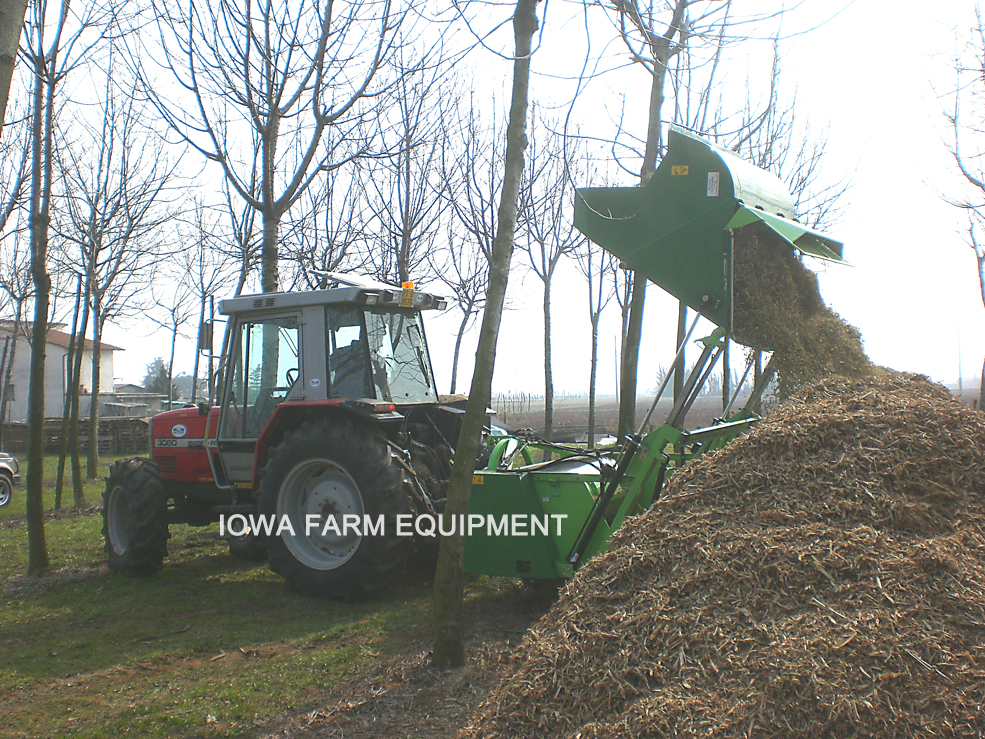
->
xmin=57 ymin=70 xmax=174 ymax=478
xmin=282 ymin=165 xmax=370 ymax=290
xmin=364 ymin=45 xmax=452 ymax=285
xmin=53 ymin=273 xmax=81 ymax=509
xmin=442 ymin=91 xmax=503 ymax=268
xmin=944 ymin=7 xmax=985 ymax=408
xmin=431 ymin=224 xmax=488 ymax=394
xmin=142 ymin=0 xmax=416 ymax=294
xmin=724 ymin=46 xmax=851 ymax=231
xmin=517 ymin=111 xmax=585 ymax=441
xmin=576 ymin=237 xmax=617 ymax=447
xmin=148 ymin=278 xmax=197 ymax=405
xmin=596 ymin=0 xmax=732 ymax=438
xmin=178 ymin=199 xmax=236 ymax=401
xmin=437 ymin=91 xmax=506 ymax=392
xmin=591 ymin=2 xmax=838 ymax=433
xmin=20 ymin=0 xmax=115 ymax=574
xmin=203 ymin=174 xmax=261 ymax=297
xmin=432 ymin=0 xmax=539 ymax=669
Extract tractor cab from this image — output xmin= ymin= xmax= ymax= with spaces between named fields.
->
xmin=210 ymin=279 xmax=449 ymax=488
xmin=108 ymin=274 xmax=461 ymax=598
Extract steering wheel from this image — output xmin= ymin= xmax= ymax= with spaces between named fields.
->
xmin=286 ymin=367 xmax=299 ymax=387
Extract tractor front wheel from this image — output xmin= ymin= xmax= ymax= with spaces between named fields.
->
xmin=228 ymin=532 xmax=268 ymax=561
xmin=102 ymin=458 xmax=169 ymax=576
xmin=257 ymin=418 xmax=415 ymax=599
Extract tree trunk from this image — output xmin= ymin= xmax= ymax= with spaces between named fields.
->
xmin=70 ymin=289 xmax=90 ymax=507
xmin=450 ymin=309 xmax=471 ymax=395
xmin=432 ymin=0 xmax=538 ymax=669
xmin=978 ymin=257 xmax=985 ymax=411
xmin=617 ymin=24 xmax=672 ymax=440
xmin=640 ymin=42 xmax=668 ymax=184
xmin=588 ymin=314 xmax=599 ymax=448
xmin=752 ymin=350 xmax=763 ymax=414
xmin=192 ymin=293 xmax=205 ymax=403
xmin=0 ymin=0 xmax=29 ymax=137
xmin=673 ymin=302 xmax=686 ymax=402
xmin=55 ymin=275 xmax=82 ymax=508
xmin=542 ymin=275 xmax=553 ymax=441
xmin=26 ymin=56 xmax=50 ymax=575
xmin=86 ymin=309 xmax=102 ymax=479
xmin=722 ymin=336 xmax=730 ymax=413
xmin=617 ymin=271 xmax=646 ymax=439
xmin=261 ymin=209 xmax=279 ymax=294
xmin=168 ymin=323 xmax=177 ymax=402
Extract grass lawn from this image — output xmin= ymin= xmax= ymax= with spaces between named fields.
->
xmin=0 ymin=452 xmax=125 ymax=518
xmin=0 ymin=454 xmax=518 ymax=738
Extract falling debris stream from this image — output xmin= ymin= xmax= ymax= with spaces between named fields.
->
xmin=731 ymin=224 xmax=872 ymax=397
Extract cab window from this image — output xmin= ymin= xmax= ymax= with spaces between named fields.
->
xmin=221 ymin=316 xmax=300 ymax=438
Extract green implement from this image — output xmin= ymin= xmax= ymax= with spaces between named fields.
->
xmin=463 ymin=415 xmax=755 ymax=580
xmin=573 ymin=125 xmax=845 ymax=332
xmin=462 ymin=126 xmax=845 ymax=583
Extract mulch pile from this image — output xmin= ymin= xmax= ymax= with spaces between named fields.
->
xmin=731 ymin=224 xmax=872 ymax=397
xmin=463 ymin=373 xmax=985 ymax=738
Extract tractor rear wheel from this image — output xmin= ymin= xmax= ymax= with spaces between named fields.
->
xmin=102 ymin=458 xmax=169 ymax=576
xmin=257 ymin=417 xmax=414 ymax=599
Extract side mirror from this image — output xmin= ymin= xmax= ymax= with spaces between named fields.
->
xmin=198 ymin=321 xmax=213 ymax=353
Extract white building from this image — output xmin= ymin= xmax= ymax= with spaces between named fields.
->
xmin=0 ymin=321 xmax=122 ymax=422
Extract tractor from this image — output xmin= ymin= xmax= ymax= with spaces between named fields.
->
xmin=103 ymin=275 xmax=466 ymax=599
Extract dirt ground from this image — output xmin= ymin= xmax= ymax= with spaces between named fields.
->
xmin=255 ymin=583 xmax=556 ymax=739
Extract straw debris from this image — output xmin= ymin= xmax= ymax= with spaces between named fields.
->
xmin=731 ymin=224 xmax=872 ymax=397
xmin=464 ymin=373 xmax=985 ymax=738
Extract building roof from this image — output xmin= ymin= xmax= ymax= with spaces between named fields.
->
xmin=0 ymin=320 xmax=123 ymax=352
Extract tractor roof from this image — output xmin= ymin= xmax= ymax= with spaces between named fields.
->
xmin=218 ymin=284 xmax=448 ymax=316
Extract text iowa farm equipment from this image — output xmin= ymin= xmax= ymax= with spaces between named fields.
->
xmin=103 ymin=126 xmax=844 ymax=596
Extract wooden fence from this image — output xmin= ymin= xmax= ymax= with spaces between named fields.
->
xmin=0 ymin=417 xmax=149 ymax=455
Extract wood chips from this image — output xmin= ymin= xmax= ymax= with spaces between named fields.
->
xmin=463 ymin=373 xmax=985 ymax=738
xmin=731 ymin=224 xmax=872 ymax=398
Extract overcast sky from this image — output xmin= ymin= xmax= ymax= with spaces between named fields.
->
xmin=104 ymin=0 xmax=985 ymax=397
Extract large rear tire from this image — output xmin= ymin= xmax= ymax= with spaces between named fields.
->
xmin=257 ymin=417 xmax=415 ymax=599
xmin=102 ymin=458 xmax=169 ymax=576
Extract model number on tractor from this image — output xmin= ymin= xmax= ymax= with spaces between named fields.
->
xmin=154 ymin=439 xmax=204 ymax=448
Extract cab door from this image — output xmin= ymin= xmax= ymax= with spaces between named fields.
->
xmin=216 ymin=314 xmax=301 ymax=485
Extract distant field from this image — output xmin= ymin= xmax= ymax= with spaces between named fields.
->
xmin=494 ymin=382 xmax=981 ymax=441
xmin=492 ymin=393 xmax=748 ymax=440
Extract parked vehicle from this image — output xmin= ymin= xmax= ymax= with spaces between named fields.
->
xmin=0 ymin=452 xmax=21 ymax=508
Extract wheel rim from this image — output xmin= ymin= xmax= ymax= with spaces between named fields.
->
xmin=106 ymin=484 xmax=131 ymax=555
xmin=277 ymin=458 xmax=364 ymax=570
xmin=0 ymin=478 xmax=10 ymax=507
